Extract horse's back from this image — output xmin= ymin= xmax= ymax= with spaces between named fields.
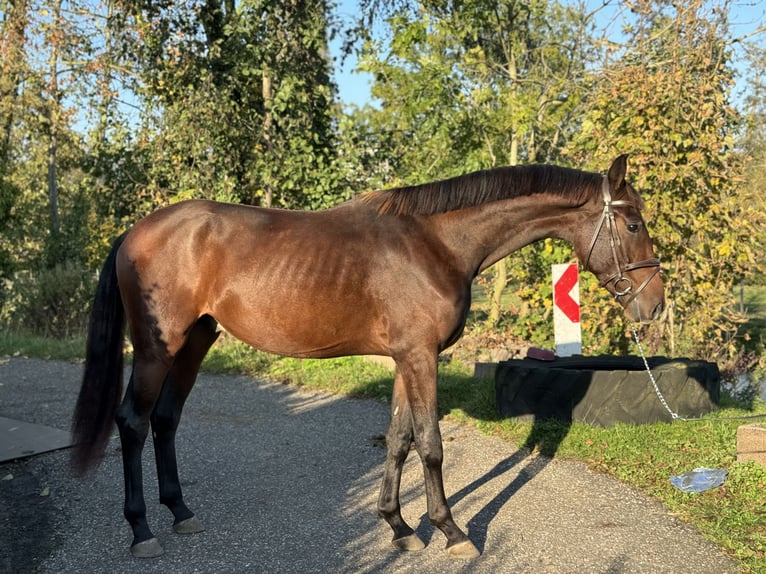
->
xmin=114 ymin=199 xmax=470 ymax=359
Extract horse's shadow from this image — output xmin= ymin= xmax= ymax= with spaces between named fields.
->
xmin=414 ymin=416 xmax=573 ymax=553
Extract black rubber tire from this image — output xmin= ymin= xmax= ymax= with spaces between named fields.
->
xmin=495 ymin=356 xmax=720 ymax=426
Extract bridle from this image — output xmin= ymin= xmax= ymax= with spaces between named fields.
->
xmin=583 ymin=177 xmax=661 ymax=306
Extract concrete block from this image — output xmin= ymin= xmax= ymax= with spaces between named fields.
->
xmin=737 ymin=423 xmax=766 ymax=467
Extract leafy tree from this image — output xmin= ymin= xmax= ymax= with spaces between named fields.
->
xmin=356 ymin=0 xmax=590 ymax=177
xmin=563 ymin=0 xmax=765 ymax=363
xmin=738 ymin=42 xmax=766 ymax=286
xmin=0 ymin=0 xmax=29 ymax=282
xmin=109 ymin=0 xmax=344 ymax=210
xmin=354 ymin=0 xmax=594 ymax=324
xmin=0 ymin=0 xmax=100 ymax=267
xmin=0 ymin=0 xmax=109 ymax=334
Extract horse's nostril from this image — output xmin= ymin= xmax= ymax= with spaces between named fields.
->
xmin=651 ymin=300 xmax=665 ymax=321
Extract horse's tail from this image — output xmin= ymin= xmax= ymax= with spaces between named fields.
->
xmin=71 ymin=233 xmax=127 ymax=476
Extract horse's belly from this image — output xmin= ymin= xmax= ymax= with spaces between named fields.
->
xmin=212 ymin=297 xmax=388 ymax=359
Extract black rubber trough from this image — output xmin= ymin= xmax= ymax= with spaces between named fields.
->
xmin=495 ymin=355 xmax=720 ymax=427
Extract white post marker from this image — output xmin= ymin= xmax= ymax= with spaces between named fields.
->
xmin=551 ymin=263 xmax=582 ymax=357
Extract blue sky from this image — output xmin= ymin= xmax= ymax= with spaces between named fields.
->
xmin=329 ymin=0 xmax=766 ymax=108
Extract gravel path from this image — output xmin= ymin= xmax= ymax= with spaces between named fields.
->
xmin=0 ymin=357 xmax=740 ymax=573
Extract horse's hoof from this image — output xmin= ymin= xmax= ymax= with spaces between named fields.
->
xmin=446 ymin=539 xmax=480 ymax=559
xmin=392 ymin=533 xmax=426 ymax=552
xmin=130 ymin=537 xmax=164 ymax=558
xmin=173 ymin=515 xmax=204 ymax=534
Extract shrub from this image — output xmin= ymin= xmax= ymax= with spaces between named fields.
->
xmin=1 ymin=261 xmax=95 ymax=339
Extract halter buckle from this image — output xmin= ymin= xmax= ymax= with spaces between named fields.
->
xmin=613 ymin=277 xmax=633 ymax=297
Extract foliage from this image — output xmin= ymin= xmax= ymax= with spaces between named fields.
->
xmin=566 ymin=1 xmax=765 ymax=366
xmin=493 ymin=1 xmax=765 ymax=363
xmin=354 ymin=0 xmax=592 ymax=182
xmin=1 ymin=260 xmax=95 ymax=338
xmin=0 ymin=0 xmax=352 ymax=333
xmin=0 ymin=331 xmax=86 ymax=359
xmin=739 ymin=43 xmax=766 ymax=286
xmin=1 ymin=0 xmax=765 ymax=367
xmin=108 ymin=0 xmax=346 ymax=209
xmin=0 ymin=0 xmax=136 ymax=330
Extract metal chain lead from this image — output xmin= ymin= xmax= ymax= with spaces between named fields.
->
xmin=630 ymin=327 xmax=686 ymax=421
xmin=631 ymin=328 xmax=766 ymax=423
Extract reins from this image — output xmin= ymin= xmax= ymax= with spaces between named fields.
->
xmin=583 ymin=177 xmax=661 ymax=307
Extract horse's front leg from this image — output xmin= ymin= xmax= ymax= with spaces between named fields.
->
xmin=394 ymin=351 xmax=480 ymax=559
xmin=378 ymin=371 xmax=425 ymax=551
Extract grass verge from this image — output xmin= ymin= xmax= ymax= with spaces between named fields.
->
xmin=2 ymin=331 xmax=764 ymax=572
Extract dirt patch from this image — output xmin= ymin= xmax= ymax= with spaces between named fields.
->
xmin=445 ymin=326 xmax=533 ymax=364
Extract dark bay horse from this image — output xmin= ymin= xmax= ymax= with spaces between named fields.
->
xmin=71 ymin=155 xmax=664 ymax=559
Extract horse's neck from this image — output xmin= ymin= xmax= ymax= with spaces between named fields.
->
xmin=428 ymin=195 xmax=589 ymax=276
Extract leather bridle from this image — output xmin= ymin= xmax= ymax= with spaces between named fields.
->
xmin=583 ymin=177 xmax=661 ymax=307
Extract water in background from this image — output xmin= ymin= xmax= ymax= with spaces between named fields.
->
xmin=731 ymin=373 xmax=766 ymax=403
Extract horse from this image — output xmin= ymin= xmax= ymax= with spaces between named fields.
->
xmin=71 ymin=154 xmax=664 ymax=559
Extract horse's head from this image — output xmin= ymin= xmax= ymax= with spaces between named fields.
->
xmin=576 ymin=155 xmax=665 ymax=323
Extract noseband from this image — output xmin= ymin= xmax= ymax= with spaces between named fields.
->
xmin=583 ymin=177 xmax=660 ymax=306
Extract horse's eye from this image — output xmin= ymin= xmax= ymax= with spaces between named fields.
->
xmin=627 ymin=222 xmax=640 ymax=233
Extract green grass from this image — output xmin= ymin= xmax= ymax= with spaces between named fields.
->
xmin=2 ymin=330 xmax=765 ymax=571
xmin=0 ymin=331 xmax=86 ymax=361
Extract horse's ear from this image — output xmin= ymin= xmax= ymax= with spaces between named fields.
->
xmin=607 ymin=154 xmax=629 ymax=190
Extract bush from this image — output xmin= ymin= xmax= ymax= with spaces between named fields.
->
xmin=1 ymin=261 xmax=95 ymax=339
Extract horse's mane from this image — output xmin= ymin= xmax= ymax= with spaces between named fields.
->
xmin=359 ymin=164 xmax=625 ymax=216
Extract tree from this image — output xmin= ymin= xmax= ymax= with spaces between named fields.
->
xmin=0 ymin=0 xmax=100 ymax=267
xmin=564 ymin=0 xmax=765 ymax=362
xmin=738 ymin=43 xmax=766 ymax=286
xmin=0 ymin=0 xmax=30 ymax=281
xmin=2 ymin=0 xmax=351 ymax=336
xmin=354 ymin=0 xmax=594 ymax=324
xmin=107 ymin=0 xmax=344 ymax=210
xmin=0 ymin=0 xmax=112 ymax=334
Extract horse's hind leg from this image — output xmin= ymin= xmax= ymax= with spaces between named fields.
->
xmin=151 ymin=315 xmax=219 ymax=535
xmin=116 ymin=356 xmax=172 ymax=558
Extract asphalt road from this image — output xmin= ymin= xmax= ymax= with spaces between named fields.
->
xmin=0 ymin=357 xmax=741 ymax=574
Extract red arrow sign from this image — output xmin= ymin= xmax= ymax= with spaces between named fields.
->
xmin=553 ymin=264 xmax=580 ymax=323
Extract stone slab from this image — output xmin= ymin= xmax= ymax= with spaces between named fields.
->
xmin=737 ymin=423 xmax=766 ymax=467
xmin=0 ymin=416 xmax=72 ymax=463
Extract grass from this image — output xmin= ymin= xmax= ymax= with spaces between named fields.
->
xmin=0 ymin=331 xmax=86 ymax=361
xmin=1 ymin=330 xmax=765 ymax=571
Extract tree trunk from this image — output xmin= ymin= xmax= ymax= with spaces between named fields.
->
xmin=261 ymin=67 xmax=273 ymax=208
xmin=486 ymin=52 xmax=519 ymax=327
xmin=46 ymin=0 xmax=61 ymax=245
xmin=0 ymin=0 xmax=30 ymax=165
